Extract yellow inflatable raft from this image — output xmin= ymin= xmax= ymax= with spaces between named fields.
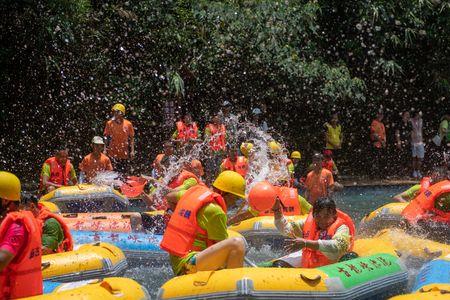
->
xmin=359 ymin=202 xmax=408 ymax=236
xmin=157 ymin=253 xmax=408 ymax=299
xmin=28 ymin=277 xmax=150 ymax=300
xmin=43 ymin=242 xmax=127 ymax=282
xmin=40 ymin=184 xmax=129 ymax=213
xmin=228 ymin=215 xmax=307 ymax=248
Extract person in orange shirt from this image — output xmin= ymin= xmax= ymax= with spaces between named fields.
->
xmin=305 ymin=153 xmax=335 ymax=205
xmin=152 ymin=141 xmax=176 ymax=178
xmin=104 ymin=103 xmax=135 ymax=174
xmin=370 ymin=111 xmax=386 ymax=178
xmin=79 ymin=136 xmax=113 ymax=183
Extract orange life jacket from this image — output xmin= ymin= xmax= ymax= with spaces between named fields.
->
xmin=160 ymin=185 xmax=227 ymax=257
xmin=0 ymin=211 xmax=43 ymax=299
xmin=259 ymin=187 xmax=301 ymax=216
xmin=401 ymin=180 xmax=450 ymax=225
xmin=37 ymin=204 xmax=73 ymax=253
xmin=206 ymin=123 xmax=226 ymax=151
xmin=41 ymin=156 xmax=72 ymax=187
xmin=176 ymin=121 xmax=198 ymax=141
xmin=301 ymin=210 xmax=355 ymax=268
xmin=168 ymin=170 xmax=201 ymax=189
xmin=221 ymin=156 xmax=248 ymax=177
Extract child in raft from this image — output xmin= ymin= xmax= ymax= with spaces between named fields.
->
xmin=260 ymin=197 xmax=356 ymax=268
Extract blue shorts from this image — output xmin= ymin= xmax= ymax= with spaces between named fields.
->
xmin=412 ymin=143 xmax=425 ymax=159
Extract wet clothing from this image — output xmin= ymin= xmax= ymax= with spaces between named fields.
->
xmin=104 ymin=119 xmax=135 ymax=159
xmin=305 ymin=169 xmax=334 ymax=204
xmin=0 ymin=222 xmax=27 ymax=257
xmin=163 ymin=187 xmax=228 ymax=275
xmin=275 ymin=214 xmax=351 ymax=263
xmin=0 ymin=211 xmax=43 ymax=299
xmin=370 ymin=119 xmax=386 ymax=148
xmin=79 ymin=153 xmax=113 ymax=182
xmin=324 ymin=123 xmax=342 ymax=150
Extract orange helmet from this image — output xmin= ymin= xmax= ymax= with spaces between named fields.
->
xmin=248 ymin=181 xmax=277 ymax=212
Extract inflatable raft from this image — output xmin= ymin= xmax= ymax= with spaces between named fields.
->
xmin=39 ymin=184 xmax=130 ymax=213
xmin=157 ymin=253 xmax=408 ymax=299
xmin=36 ymin=277 xmax=150 ymax=299
xmin=228 ymin=215 xmax=307 ymax=248
xmin=359 ymin=202 xmax=408 ymax=236
xmin=70 ymin=229 xmax=243 ymax=265
xmin=43 ymin=242 xmax=127 ymax=282
xmin=390 ymin=255 xmax=450 ymax=299
xmin=62 ymin=210 xmax=165 ymax=233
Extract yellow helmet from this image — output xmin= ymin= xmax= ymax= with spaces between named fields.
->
xmin=112 ymin=103 xmax=126 ymax=114
xmin=291 ymin=151 xmax=301 ymax=159
xmin=213 ymin=171 xmax=245 ymax=199
xmin=268 ymin=141 xmax=281 ymax=154
xmin=240 ymin=142 xmax=253 ymax=158
xmin=0 ymin=171 xmax=21 ymax=201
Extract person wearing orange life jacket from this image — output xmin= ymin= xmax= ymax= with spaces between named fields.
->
xmin=22 ymin=194 xmax=73 ymax=255
xmin=205 ymin=114 xmax=227 ymax=153
xmin=160 ymin=171 xmax=246 ymax=276
xmin=0 ymin=171 xmax=43 ymax=299
xmin=272 ymin=197 xmax=355 ymax=268
xmin=220 ymin=145 xmax=248 ymax=177
xmin=401 ymin=179 xmax=450 ymax=225
xmin=172 ymin=113 xmax=201 ymax=145
xmin=40 ymin=148 xmax=77 ymax=194
xmin=152 ymin=141 xmax=176 ymax=178
xmin=322 ymin=149 xmax=338 ymax=177
xmin=227 ymin=184 xmax=312 ymax=226
xmin=134 ymin=164 xmax=203 ymax=233
xmin=393 ymin=176 xmax=432 ymax=203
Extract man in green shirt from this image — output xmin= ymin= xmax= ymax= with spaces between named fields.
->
xmin=22 ymin=194 xmax=65 ymax=255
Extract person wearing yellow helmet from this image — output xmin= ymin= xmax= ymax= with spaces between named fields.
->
xmin=104 ymin=103 xmax=135 ymax=174
xmin=290 ymin=150 xmax=302 ymax=187
xmin=240 ymin=142 xmax=254 ymax=158
xmin=160 ymin=171 xmax=246 ymax=276
xmin=0 ymin=171 xmax=43 ymax=299
xmin=268 ymin=141 xmax=282 ymax=155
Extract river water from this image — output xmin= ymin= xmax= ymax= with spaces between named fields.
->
xmin=124 ymin=184 xmax=410 ymax=298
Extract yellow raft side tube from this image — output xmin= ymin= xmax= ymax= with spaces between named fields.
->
xmin=359 ymin=202 xmax=408 ymax=236
xmin=373 ymin=228 xmax=450 ymax=259
xmin=42 ymin=242 xmax=127 ymax=282
xmin=24 ymin=278 xmax=150 ymax=300
xmin=40 ymin=184 xmax=124 ymax=201
xmin=158 ymin=252 xmax=407 ymax=299
xmin=159 ymin=267 xmax=330 ymax=299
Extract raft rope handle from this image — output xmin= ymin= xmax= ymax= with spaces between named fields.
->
xmin=41 ymin=262 xmax=51 ymax=270
xmin=300 ymin=273 xmax=322 ymax=285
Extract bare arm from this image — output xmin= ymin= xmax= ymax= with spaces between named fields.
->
xmin=42 ymin=175 xmax=61 ymax=188
xmin=227 ymin=210 xmax=254 ymax=226
xmin=130 ymin=136 xmax=135 ymax=159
